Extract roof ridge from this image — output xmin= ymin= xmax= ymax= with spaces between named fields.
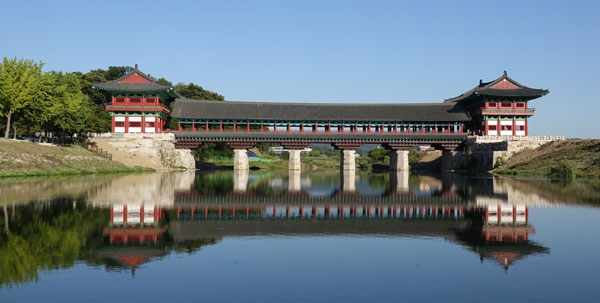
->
xmin=175 ymin=98 xmax=454 ymax=106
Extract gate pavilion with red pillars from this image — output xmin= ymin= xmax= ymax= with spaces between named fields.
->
xmin=92 ymin=65 xmax=176 ymax=134
xmin=445 ymin=71 xmax=548 ymax=136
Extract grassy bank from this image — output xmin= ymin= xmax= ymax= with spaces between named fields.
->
xmin=495 ymin=139 xmax=600 ymax=179
xmin=0 ymin=139 xmax=153 ymax=178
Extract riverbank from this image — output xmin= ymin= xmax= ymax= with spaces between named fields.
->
xmin=0 ymin=139 xmax=153 ymax=178
xmin=494 ymin=139 xmax=600 ymax=179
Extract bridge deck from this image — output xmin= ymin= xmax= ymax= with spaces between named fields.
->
xmin=174 ymin=131 xmax=467 ymax=148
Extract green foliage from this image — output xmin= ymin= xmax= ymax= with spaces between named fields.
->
xmin=195 ymin=142 xmax=233 ymax=161
xmin=408 ymin=150 xmax=426 ymax=165
xmin=0 ymin=200 xmax=109 ymax=287
xmin=547 ymin=161 xmax=578 ymax=179
xmin=175 ymin=83 xmax=224 ymax=100
xmin=77 ymin=66 xmax=130 ymax=105
xmin=0 ymin=57 xmax=118 ymax=140
xmin=494 ymin=156 xmax=506 ymax=168
xmin=368 ymin=147 xmax=390 ymax=163
xmin=0 ymin=57 xmax=43 ymax=138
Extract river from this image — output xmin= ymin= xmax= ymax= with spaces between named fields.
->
xmin=1 ymin=170 xmax=599 ymax=302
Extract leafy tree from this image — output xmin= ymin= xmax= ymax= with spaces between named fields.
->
xmin=0 ymin=57 xmax=43 ymax=138
xmin=368 ymin=147 xmax=390 ymax=163
xmin=175 ymin=83 xmax=224 ymax=100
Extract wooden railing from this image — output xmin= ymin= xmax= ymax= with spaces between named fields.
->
xmin=87 ymin=142 xmax=112 ymax=160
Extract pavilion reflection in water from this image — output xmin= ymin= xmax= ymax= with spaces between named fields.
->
xmin=85 ymin=170 xmax=552 ymax=273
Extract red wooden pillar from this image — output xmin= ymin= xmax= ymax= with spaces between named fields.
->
xmin=485 ymin=207 xmax=489 ymax=222
xmin=300 ymin=124 xmax=304 ymax=133
xmin=327 ymin=124 xmax=331 ymax=133
xmin=142 ymin=116 xmax=146 ymax=133
xmin=498 ymin=206 xmax=502 ymax=224
xmin=380 ymin=124 xmax=384 ymax=133
xmin=394 ymin=124 xmax=398 ymax=133
xmin=513 ymin=206 xmax=517 ymax=223
xmin=192 ymin=122 xmax=196 ymax=132
xmin=287 ymin=124 xmax=291 ymax=132
xmin=123 ymin=205 xmax=128 ymax=224
xmin=498 ymin=119 xmax=501 ymax=135
xmin=354 ymin=124 xmax=358 ymax=133
xmin=207 ymin=122 xmax=210 ymax=132
xmin=219 ymin=122 xmax=223 ymax=132
xmin=261 ymin=122 xmax=264 ymax=132
xmin=512 ymin=119 xmax=516 ymax=136
xmin=367 ymin=124 xmax=371 ymax=133
xmin=459 ymin=124 xmax=464 ymax=133
xmin=313 ymin=124 xmax=317 ymax=132
xmin=484 ymin=120 xmax=488 ymax=135
xmin=341 ymin=124 xmax=344 ymax=133
xmin=274 ymin=122 xmax=277 ymax=132
xmin=247 ymin=122 xmax=250 ymax=132
xmin=140 ymin=205 xmax=144 ymax=223
xmin=407 ymin=124 xmax=411 ymax=133
xmin=525 ymin=119 xmax=528 ymax=136
xmin=420 ymin=125 xmax=424 ymax=134
xmin=446 ymin=124 xmax=450 ymax=133
xmin=111 ymin=116 xmax=116 ymax=133
xmin=110 ymin=207 xmax=114 ymax=222
xmin=233 ymin=122 xmax=237 ymax=132
xmin=177 ymin=122 xmax=182 ymax=131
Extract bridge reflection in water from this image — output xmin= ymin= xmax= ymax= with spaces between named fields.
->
xmin=85 ymin=170 xmax=551 ymax=273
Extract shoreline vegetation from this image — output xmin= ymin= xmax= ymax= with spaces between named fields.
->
xmin=0 ymin=139 xmax=152 ymax=178
xmin=493 ymin=139 xmax=600 ymax=179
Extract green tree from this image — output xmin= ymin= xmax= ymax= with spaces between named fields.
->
xmin=0 ymin=57 xmax=43 ymax=138
xmin=175 ymin=83 xmax=224 ymax=100
xmin=368 ymin=147 xmax=390 ymax=163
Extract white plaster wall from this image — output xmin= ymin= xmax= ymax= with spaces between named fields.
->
xmin=500 ymin=130 xmax=513 ymax=136
xmin=146 ymin=116 xmax=156 ymax=122
xmin=129 ymin=116 xmax=142 ymax=122
xmin=516 ymin=131 xmax=525 ymax=136
xmin=114 ymin=116 xmax=125 ymax=122
xmin=488 ymin=120 xmax=497 ymax=125
xmin=500 ymin=120 xmax=513 ymax=125
xmin=129 ymin=127 xmax=142 ymax=133
xmin=114 ymin=127 xmax=125 ymax=133
xmin=515 ymin=120 xmax=525 ymax=126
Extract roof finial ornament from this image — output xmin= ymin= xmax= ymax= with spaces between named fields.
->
xmin=503 ymin=70 xmax=507 ymax=77
xmin=135 ymin=64 xmax=138 ymax=69
xmin=479 ymin=79 xmax=482 ymax=85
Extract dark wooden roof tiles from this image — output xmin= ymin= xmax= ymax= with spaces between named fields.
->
xmin=445 ymin=72 xmax=549 ymax=103
xmin=171 ymin=99 xmax=471 ymax=122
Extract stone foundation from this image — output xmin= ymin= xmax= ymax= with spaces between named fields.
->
xmin=90 ymin=133 xmax=195 ymax=170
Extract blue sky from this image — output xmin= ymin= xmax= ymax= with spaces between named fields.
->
xmin=1 ymin=0 xmax=598 ymax=138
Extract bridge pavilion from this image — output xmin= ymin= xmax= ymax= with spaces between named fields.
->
xmin=93 ymin=68 xmax=548 ymax=171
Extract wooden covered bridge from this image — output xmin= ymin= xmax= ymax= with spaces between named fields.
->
xmin=92 ymin=67 xmax=548 ymax=171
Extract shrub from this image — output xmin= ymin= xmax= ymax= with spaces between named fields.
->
xmin=494 ymin=156 xmax=505 ymax=168
xmin=547 ymin=161 xmax=577 ymax=179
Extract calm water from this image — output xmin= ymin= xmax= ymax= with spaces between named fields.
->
xmin=1 ymin=170 xmax=600 ymax=302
